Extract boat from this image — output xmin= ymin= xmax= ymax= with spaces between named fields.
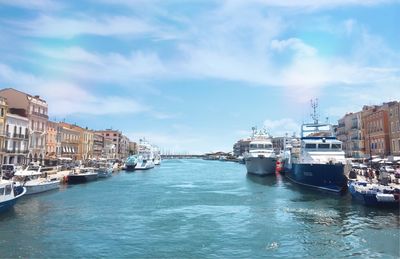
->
xmin=135 ymin=139 xmax=155 ymax=170
xmin=282 ymin=100 xmax=348 ymax=193
xmin=94 ymin=162 xmax=113 ymax=178
xmin=244 ymin=127 xmax=277 ymax=176
xmin=125 ymin=155 xmax=138 ymax=171
xmin=67 ymin=167 xmax=98 ymax=184
xmin=0 ymin=171 xmax=26 ymax=213
xmin=153 ymin=146 xmax=162 ymax=166
xmin=13 ymin=165 xmax=60 ymax=195
xmin=348 ymin=180 xmax=400 ymax=207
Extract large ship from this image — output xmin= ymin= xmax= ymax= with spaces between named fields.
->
xmin=282 ymin=100 xmax=348 ymax=193
xmin=135 ymin=139 xmax=155 ymax=170
xmin=244 ymin=127 xmax=277 ymax=176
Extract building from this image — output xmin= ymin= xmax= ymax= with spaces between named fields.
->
xmin=388 ymin=101 xmax=400 ymax=156
xmin=46 ymin=121 xmax=59 ymax=163
xmin=362 ymin=103 xmax=391 ymax=158
xmin=129 ymin=141 xmax=137 ymax=155
xmin=3 ymin=110 xmax=29 ymax=165
xmin=93 ymin=132 xmax=104 ymax=159
xmin=97 ymin=129 xmax=122 ymax=159
xmin=337 ymin=112 xmax=364 ymax=158
xmin=119 ymin=135 xmax=130 ymax=160
xmin=0 ymin=97 xmax=8 ymax=164
xmin=233 ymin=138 xmax=251 ymax=157
xmin=0 ymin=88 xmax=49 ymax=164
xmin=59 ymin=122 xmax=80 ymax=160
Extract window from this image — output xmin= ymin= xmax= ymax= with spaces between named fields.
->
xmin=114 ymin=134 xmax=117 ymax=136
xmin=0 ymin=108 xmax=3 ymax=117
xmin=318 ymin=144 xmax=330 ymax=149
xmin=5 ymin=185 xmax=12 ymax=195
xmin=257 ymin=144 xmax=264 ymax=149
xmin=331 ymin=144 xmax=342 ymax=149
xmin=265 ymin=144 xmax=272 ymax=149
xmin=250 ymin=144 xmax=257 ymax=149
xmin=305 ymin=143 xmax=317 ymax=149
xmin=106 ymin=133 xmax=109 ymax=136
xmin=0 ymin=187 xmax=4 ymax=195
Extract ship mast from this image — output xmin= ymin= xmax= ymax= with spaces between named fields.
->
xmin=310 ymin=98 xmax=319 ymax=124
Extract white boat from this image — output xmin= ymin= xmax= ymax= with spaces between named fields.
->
xmin=68 ymin=167 xmax=98 ymax=184
xmin=244 ymin=128 xmax=277 ymax=176
xmin=95 ymin=162 xmax=113 ymax=178
xmin=14 ymin=165 xmax=60 ymax=195
xmin=135 ymin=139 xmax=155 ymax=170
xmin=0 ymin=171 xmax=26 ymax=213
xmin=153 ymin=146 xmax=162 ymax=165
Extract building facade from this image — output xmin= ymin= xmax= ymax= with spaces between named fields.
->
xmin=337 ymin=112 xmax=364 ymax=158
xmin=46 ymin=121 xmax=58 ymax=162
xmin=0 ymin=97 xmax=8 ymax=165
xmin=362 ymin=104 xmax=391 ymax=158
xmin=59 ymin=123 xmax=80 ymax=160
xmin=233 ymin=138 xmax=251 ymax=157
xmin=129 ymin=141 xmax=137 ymax=155
xmin=388 ymin=101 xmax=400 ymax=156
xmin=119 ymin=135 xmax=130 ymax=160
xmin=0 ymin=88 xmax=49 ymax=164
xmin=93 ymin=132 xmax=104 ymax=159
xmin=97 ymin=129 xmax=121 ymax=159
xmin=3 ymin=112 xmax=29 ymax=165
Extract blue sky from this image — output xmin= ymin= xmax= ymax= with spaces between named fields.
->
xmin=0 ymin=0 xmax=399 ymax=154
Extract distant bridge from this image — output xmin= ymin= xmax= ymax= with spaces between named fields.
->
xmin=161 ymin=155 xmax=205 ymax=159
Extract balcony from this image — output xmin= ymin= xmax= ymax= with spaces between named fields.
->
xmin=12 ymin=133 xmax=26 ymax=139
xmin=31 ymin=111 xmax=49 ymax=119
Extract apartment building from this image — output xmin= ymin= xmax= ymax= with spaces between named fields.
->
xmin=0 ymin=97 xmax=7 ymax=164
xmin=388 ymin=102 xmax=400 ymax=156
xmin=3 ymin=110 xmax=29 ymax=165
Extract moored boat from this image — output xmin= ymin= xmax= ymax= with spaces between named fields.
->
xmin=134 ymin=139 xmax=155 ymax=170
xmin=13 ymin=165 xmax=60 ymax=195
xmin=0 ymin=172 xmax=26 ymax=213
xmin=348 ymin=180 xmax=400 ymax=207
xmin=125 ymin=155 xmax=138 ymax=171
xmin=244 ymin=128 xmax=277 ymax=176
xmin=67 ymin=167 xmax=98 ymax=184
xmin=282 ymin=100 xmax=347 ymax=193
xmin=95 ymin=162 xmax=113 ymax=178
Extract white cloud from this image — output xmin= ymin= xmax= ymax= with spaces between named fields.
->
xmin=0 ymin=0 xmax=62 ymax=11
xmin=263 ymin=118 xmax=300 ymax=137
xmin=13 ymin=15 xmax=157 ymax=39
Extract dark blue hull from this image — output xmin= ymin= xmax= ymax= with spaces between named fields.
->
xmin=125 ymin=164 xmax=137 ymax=171
xmin=0 ymin=198 xmax=18 ymax=213
xmin=348 ymin=182 xmax=400 ymax=207
xmin=284 ymin=163 xmax=347 ymax=193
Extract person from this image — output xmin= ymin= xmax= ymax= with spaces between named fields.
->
xmin=368 ymin=168 xmax=374 ymax=182
xmin=349 ymin=169 xmax=357 ymax=179
xmin=375 ymin=169 xmax=380 ymax=181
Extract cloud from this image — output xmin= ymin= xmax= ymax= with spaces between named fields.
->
xmin=0 ymin=0 xmax=62 ymax=11
xmin=12 ymin=15 xmax=158 ymax=39
xmin=263 ymin=118 xmax=300 ymax=137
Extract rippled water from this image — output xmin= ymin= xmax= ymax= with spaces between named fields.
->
xmin=1 ymin=159 xmax=399 ymax=258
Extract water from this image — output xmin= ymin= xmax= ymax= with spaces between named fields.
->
xmin=1 ymin=159 xmax=399 ymax=258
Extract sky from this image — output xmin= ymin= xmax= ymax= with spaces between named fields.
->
xmin=0 ymin=0 xmax=399 ymax=154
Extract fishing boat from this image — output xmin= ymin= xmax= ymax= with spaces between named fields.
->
xmin=13 ymin=165 xmax=60 ymax=195
xmin=348 ymin=180 xmax=400 ymax=207
xmin=244 ymin=127 xmax=277 ymax=176
xmin=67 ymin=167 xmax=98 ymax=184
xmin=282 ymin=100 xmax=348 ymax=193
xmin=0 ymin=172 xmax=26 ymax=213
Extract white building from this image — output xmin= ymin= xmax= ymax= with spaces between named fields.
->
xmin=4 ymin=112 xmax=29 ymax=165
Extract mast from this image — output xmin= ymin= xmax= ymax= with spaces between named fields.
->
xmin=310 ymin=98 xmax=319 ymax=124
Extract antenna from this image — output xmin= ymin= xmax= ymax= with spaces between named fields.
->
xmin=310 ymin=98 xmax=319 ymax=124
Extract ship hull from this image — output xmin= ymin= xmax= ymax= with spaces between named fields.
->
xmin=67 ymin=174 xmax=98 ymax=184
xmin=285 ymin=163 xmax=347 ymax=193
xmin=245 ymin=156 xmax=277 ymax=176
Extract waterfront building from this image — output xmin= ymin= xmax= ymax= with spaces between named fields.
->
xmin=46 ymin=121 xmax=59 ymax=164
xmin=233 ymin=138 xmax=251 ymax=157
xmin=119 ymin=135 xmax=130 ymax=160
xmin=129 ymin=141 xmax=137 ymax=155
xmin=93 ymin=132 xmax=104 ymax=159
xmin=388 ymin=101 xmax=400 ymax=156
xmin=80 ymin=128 xmax=93 ymax=161
xmin=0 ymin=88 xmax=49 ymax=164
xmin=337 ymin=112 xmax=365 ymax=158
xmin=0 ymin=97 xmax=8 ymax=165
xmin=97 ymin=129 xmax=122 ymax=159
xmin=59 ymin=122 xmax=80 ymax=160
xmin=362 ymin=103 xmax=391 ymax=157
xmin=3 ymin=110 xmax=29 ymax=165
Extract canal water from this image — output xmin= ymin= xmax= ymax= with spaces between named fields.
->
xmin=0 ymin=159 xmax=399 ymax=258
